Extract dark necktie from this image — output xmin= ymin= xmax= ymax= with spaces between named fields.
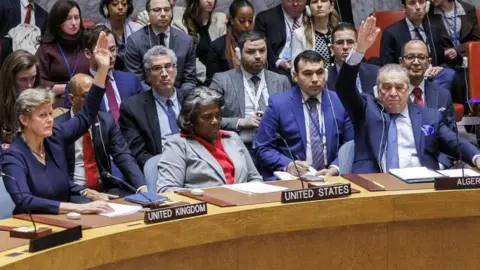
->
xmin=414 ymin=26 xmax=425 ymax=42
xmin=166 ymin=99 xmax=179 ymax=133
xmin=158 ymin=33 xmax=166 ymax=46
xmin=105 ymin=79 xmax=120 ymax=123
xmin=24 ymin=4 xmax=33 ymax=24
xmin=386 ymin=114 xmax=400 ymax=171
xmin=306 ymin=97 xmax=325 ymax=170
xmin=251 ymin=75 xmax=265 ymax=111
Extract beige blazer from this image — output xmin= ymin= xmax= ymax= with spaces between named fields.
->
xmin=291 ymin=26 xmax=315 ymax=63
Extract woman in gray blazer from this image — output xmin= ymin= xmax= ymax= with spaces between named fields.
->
xmin=156 ymin=87 xmax=262 ymax=193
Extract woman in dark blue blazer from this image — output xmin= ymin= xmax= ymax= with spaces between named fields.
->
xmin=1 ymin=32 xmax=115 ymax=215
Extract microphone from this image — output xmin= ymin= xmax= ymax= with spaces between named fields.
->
xmin=1 ymin=172 xmax=39 ymax=237
xmin=452 ymin=122 xmax=465 ymax=177
xmin=101 ymin=172 xmax=159 ymax=208
xmin=275 ymin=133 xmax=305 ymax=189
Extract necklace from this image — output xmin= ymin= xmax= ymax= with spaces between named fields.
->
xmin=21 ymin=135 xmax=45 ymax=159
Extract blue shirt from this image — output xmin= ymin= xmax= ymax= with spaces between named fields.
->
xmin=152 ymin=89 xmax=180 ymax=140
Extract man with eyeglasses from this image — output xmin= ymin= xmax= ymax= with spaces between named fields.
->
xmin=400 ymin=39 xmax=456 ymax=169
xmin=119 ymin=45 xmax=185 ymax=170
xmin=327 ymin=22 xmax=378 ymax=96
xmin=63 ymin=25 xmax=143 ymax=123
xmin=255 ymin=0 xmax=307 ymax=78
xmin=125 ymin=0 xmax=196 ymax=93
xmin=336 ymin=17 xmax=480 ymax=174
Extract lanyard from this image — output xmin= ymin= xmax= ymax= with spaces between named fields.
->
xmin=245 ymin=76 xmax=267 ymax=111
xmin=440 ymin=4 xmax=459 ymax=47
xmin=57 ymin=42 xmax=79 ymax=79
xmin=304 ymin=101 xmax=328 ymax=167
xmin=285 ymin=18 xmax=294 ymax=43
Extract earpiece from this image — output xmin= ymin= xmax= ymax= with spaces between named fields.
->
xmin=234 ymin=47 xmax=241 ymax=60
xmin=103 ymin=5 xmax=109 ymax=17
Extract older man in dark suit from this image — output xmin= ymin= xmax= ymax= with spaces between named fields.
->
xmin=327 ymin=22 xmax=378 ymax=95
xmin=56 ymin=74 xmax=147 ymax=197
xmin=124 ymin=0 xmax=196 ymax=93
xmin=209 ymin=31 xmax=291 ymax=153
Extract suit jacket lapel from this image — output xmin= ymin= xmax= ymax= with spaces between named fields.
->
xmin=12 ymin=1 xmax=21 ymax=26
xmin=291 ymin=87 xmax=307 ymax=154
xmin=221 ymin=135 xmax=243 ymax=183
xmin=424 ymin=81 xmax=438 ymax=109
xmin=112 ymin=71 xmax=126 ymax=100
xmin=188 ymin=139 xmax=226 ymax=183
xmin=264 ymin=71 xmax=277 ymax=96
xmin=233 ymin=68 xmax=246 ymax=117
xmin=327 ymin=66 xmax=337 ymax=91
xmin=145 ymin=91 xmax=163 ymax=153
xmin=169 ymin=27 xmax=177 ymax=50
xmin=275 ymin=5 xmax=287 ymax=46
xmin=321 ymin=90 xmax=334 ymax=163
xmin=408 ymin=103 xmax=423 ymax=157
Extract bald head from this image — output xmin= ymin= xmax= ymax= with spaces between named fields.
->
xmin=69 ymin=74 xmax=93 ymax=114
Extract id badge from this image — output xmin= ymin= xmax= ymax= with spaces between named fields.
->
xmin=282 ymin=46 xmax=292 ymax=60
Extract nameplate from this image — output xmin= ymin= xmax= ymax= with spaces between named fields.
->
xmin=281 ymin=183 xmax=351 ymax=204
xmin=144 ymin=202 xmax=207 ymax=224
xmin=434 ymin=177 xmax=480 ymax=190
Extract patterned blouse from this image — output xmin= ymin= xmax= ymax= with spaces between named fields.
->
xmin=314 ymin=30 xmax=334 ymax=67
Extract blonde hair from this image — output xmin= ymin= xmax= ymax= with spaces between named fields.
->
xmin=16 ymin=88 xmax=54 ymax=129
xmin=304 ymin=0 xmax=340 ymax=47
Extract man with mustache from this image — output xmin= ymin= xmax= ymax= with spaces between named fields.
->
xmin=209 ymin=31 xmax=291 ymax=158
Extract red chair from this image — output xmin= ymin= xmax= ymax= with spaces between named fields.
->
xmin=476 ymin=8 xmax=480 ymax=28
xmin=371 ymin=10 xmax=406 ymax=31
xmin=82 ymin=20 xmax=96 ymax=28
xmin=364 ymin=31 xmax=382 ymax=59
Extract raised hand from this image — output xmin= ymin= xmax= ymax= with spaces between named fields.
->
xmin=356 ymin=16 xmax=381 ymax=54
xmin=93 ymin=31 xmax=111 ymax=70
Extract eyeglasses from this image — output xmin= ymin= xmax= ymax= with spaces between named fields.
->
xmin=149 ymin=63 xmax=176 ymax=73
xmin=149 ymin=7 xmax=171 ymax=14
xmin=402 ymin=54 xmax=429 ymax=62
xmin=333 ymin=39 xmax=356 ymax=46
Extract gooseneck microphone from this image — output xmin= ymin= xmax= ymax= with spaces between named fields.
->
xmin=0 ymin=172 xmax=38 ymax=235
xmin=275 ymin=133 xmax=305 ymax=189
xmin=101 ymin=172 xmax=159 ymax=208
xmin=452 ymin=122 xmax=465 ymax=177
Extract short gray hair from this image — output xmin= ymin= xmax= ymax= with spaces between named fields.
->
xmin=16 ymin=88 xmax=54 ymax=128
xmin=178 ymin=87 xmax=225 ymax=133
xmin=143 ymin=45 xmax=178 ymax=71
xmin=376 ymin=64 xmax=410 ymax=87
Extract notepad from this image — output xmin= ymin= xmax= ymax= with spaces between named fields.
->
xmin=99 ymin=203 xmax=142 ymax=218
xmin=274 ymin=166 xmax=317 ymax=180
xmin=437 ymin=169 xmax=480 ymax=177
xmin=389 ymin=167 xmax=443 ymax=183
xmin=224 ymin=182 xmax=288 ymax=194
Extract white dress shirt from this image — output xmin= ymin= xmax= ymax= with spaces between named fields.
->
xmin=90 ymin=69 xmax=121 ymax=112
xmin=276 ymin=10 xmax=303 ymax=67
xmin=409 ymin=80 xmax=426 ymax=105
xmin=301 ymin=90 xmax=323 ymax=166
xmin=20 ymin=0 xmax=35 ymax=26
xmin=405 ymin=18 xmax=427 ymax=43
xmin=152 ymin=89 xmax=180 ymax=142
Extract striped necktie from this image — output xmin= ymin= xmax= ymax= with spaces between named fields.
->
xmin=307 ymin=97 xmax=325 ymax=170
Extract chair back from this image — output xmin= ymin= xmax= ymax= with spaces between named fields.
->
xmin=0 ymin=177 xmax=15 ymax=219
xmin=82 ymin=20 xmax=96 ymax=28
xmin=364 ymin=31 xmax=383 ymax=60
xmin=371 ymin=10 xmax=406 ymax=31
xmin=338 ymin=141 xmax=355 ymax=174
xmin=143 ymin=154 xmax=162 ymax=193
xmin=466 ymin=42 xmax=480 ymax=102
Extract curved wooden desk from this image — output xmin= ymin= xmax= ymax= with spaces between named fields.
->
xmin=1 ymin=177 xmax=480 ymax=269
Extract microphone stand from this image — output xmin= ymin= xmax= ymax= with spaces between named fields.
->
xmin=275 ymin=133 xmax=306 ymax=189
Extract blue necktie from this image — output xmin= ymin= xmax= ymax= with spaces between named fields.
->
xmin=307 ymin=98 xmax=325 ymax=170
xmin=386 ymin=114 xmax=400 ymax=171
xmin=166 ymin=99 xmax=179 ymax=134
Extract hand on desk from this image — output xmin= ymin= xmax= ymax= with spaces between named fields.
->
xmin=76 ymin=201 xmax=114 ymax=214
xmin=286 ymin=160 xmax=310 ymax=176
xmin=316 ymin=167 xmax=339 ymax=177
xmin=84 ymin=189 xmax=119 ymax=201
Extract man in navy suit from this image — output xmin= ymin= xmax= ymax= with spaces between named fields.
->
xmin=327 ymin=22 xmax=378 ymax=95
xmin=0 ymin=0 xmax=48 ymax=38
xmin=380 ymin=0 xmax=455 ymax=93
xmin=255 ymin=50 xmax=354 ymax=180
xmin=336 ymin=17 xmax=480 ymax=174
xmin=400 ymin=39 xmax=456 ymax=168
xmin=64 ymin=25 xmax=143 ymax=118
xmin=56 ymin=74 xmax=147 ymax=197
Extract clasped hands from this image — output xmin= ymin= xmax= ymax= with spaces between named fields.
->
xmin=285 ymin=160 xmax=339 ymax=177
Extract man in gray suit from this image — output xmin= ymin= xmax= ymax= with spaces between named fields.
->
xmin=125 ymin=0 xmax=196 ymax=93
xmin=209 ymin=31 xmax=291 ymax=153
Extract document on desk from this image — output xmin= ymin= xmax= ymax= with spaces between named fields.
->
xmin=99 ymin=203 xmax=142 ymax=218
xmin=224 ymin=182 xmax=288 ymax=194
xmin=437 ymin=169 xmax=480 ymax=177
xmin=274 ymin=167 xmax=317 ymax=180
xmin=389 ymin=167 xmax=443 ymax=183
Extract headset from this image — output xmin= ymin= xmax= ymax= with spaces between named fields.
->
xmin=373 ymin=85 xmax=386 ymax=173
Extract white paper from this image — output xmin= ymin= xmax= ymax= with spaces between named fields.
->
xmin=437 ymin=169 xmax=480 ymax=177
xmin=274 ymin=168 xmax=317 ymax=180
xmin=224 ymin=182 xmax=288 ymax=194
xmin=389 ymin=167 xmax=443 ymax=180
xmin=99 ymin=203 xmax=142 ymax=218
